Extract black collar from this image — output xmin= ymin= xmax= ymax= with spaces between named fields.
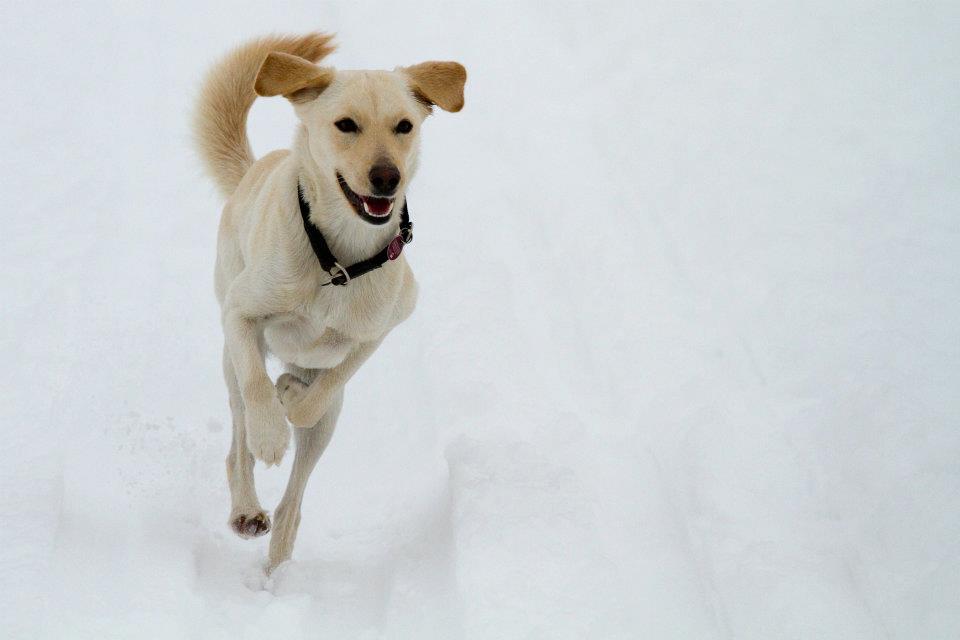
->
xmin=298 ymin=183 xmax=413 ymax=286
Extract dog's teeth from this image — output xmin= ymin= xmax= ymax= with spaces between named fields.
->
xmin=362 ymin=200 xmax=392 ymax=216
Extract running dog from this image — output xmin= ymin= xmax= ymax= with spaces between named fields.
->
xmin=193 ymin=33 xmax=465 ymax=571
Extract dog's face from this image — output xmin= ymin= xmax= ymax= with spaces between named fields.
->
xmin=256 ymin=55 xmax=466 ymax=226
xmin=308 ymin=70 xmax=431 ymax=226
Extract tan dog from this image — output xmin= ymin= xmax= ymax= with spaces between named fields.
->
xmin=193 ymin=33 xmax=465 ymax=570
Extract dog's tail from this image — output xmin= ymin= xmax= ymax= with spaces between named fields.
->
xmin=193 ymin=33 xmax=335 ymax=198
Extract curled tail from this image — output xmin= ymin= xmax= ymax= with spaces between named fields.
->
xmin=193 ymin=33 xmax=335 ymax=198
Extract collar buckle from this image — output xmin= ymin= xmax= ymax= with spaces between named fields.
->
xmin=329 ymin=262 xmax=351 ymax=286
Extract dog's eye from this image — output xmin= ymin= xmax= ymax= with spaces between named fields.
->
xmin=395 ymin=119 xmax=413 ymax=134
xmin=335 ymin=118 xmax=359 ymax=133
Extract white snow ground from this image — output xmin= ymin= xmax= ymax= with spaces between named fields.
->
xmin=2 ymin=2 xmax=959 ymax=638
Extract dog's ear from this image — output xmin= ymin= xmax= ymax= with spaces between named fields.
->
xmin=255 ymin=52 xmax=334 ymax=103
xmin=402 ymin=61 xmax=467 ymax=112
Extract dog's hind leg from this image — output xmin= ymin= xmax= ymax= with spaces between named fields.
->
xmin=267 ymin=369 xmax=342 ymax=572
xmin=223 ymin=345 xmax=270 ymax=538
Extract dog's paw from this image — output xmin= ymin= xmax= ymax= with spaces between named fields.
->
xmin=245 ymin=398 xmax=290 ymax=465
xmin=276 ymin=373 xmax=308 ymax=407
xmin=230 ymin=509 xmax=271 ymax=539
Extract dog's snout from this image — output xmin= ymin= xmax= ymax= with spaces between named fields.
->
xmin=369 ymin=164 xmax=400 ymax=196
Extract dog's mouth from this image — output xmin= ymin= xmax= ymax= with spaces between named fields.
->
xmin=337 ymin=174 xmax=394 ymax=225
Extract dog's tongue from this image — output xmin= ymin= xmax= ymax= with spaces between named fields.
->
xmin=361 ymin=196 xmax=393 ymax=216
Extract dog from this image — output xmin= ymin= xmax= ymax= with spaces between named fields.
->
xmin=193 ymin=33 xmax=465 ymax=571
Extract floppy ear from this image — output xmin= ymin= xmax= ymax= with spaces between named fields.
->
xmin=255 ymin=52 xmax=334 ymax=103
xmin=402 ymin=61 xmax=467 ymax=112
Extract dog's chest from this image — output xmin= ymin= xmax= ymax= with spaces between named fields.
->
xmin=263 ymin=316 xmax=356 ymax=369
xmin=262 ymin=281 xmax=397 ymax=369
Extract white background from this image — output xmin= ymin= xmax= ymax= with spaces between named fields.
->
xmin=2 ymin=2 xmax=958 ymax=638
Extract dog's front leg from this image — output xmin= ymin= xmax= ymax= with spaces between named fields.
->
xmin=283 ymin=338 xmax=383 ymax=428
xmin=223 ymin=299 xmax=289 ymax=465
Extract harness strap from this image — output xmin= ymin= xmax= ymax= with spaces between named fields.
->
xmin=298 ymin=183 xmax=413 ymax=286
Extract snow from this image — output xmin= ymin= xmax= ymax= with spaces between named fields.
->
xmin=2 ymin=2 xmax=959 ymax=638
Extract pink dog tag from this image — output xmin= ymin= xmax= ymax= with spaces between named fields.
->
xmin=387 ymin=235 xmax=404 ymax=260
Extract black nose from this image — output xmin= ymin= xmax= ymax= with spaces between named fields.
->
xmin=369 ymin=164 xmax=400 ymax=195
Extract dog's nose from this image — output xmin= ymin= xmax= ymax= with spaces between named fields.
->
xmin=369 ymin=164 xmax=400 ymax=196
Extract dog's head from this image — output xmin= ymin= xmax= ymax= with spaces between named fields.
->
xmin=255 ymin=53 xmax=466 ymax=226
